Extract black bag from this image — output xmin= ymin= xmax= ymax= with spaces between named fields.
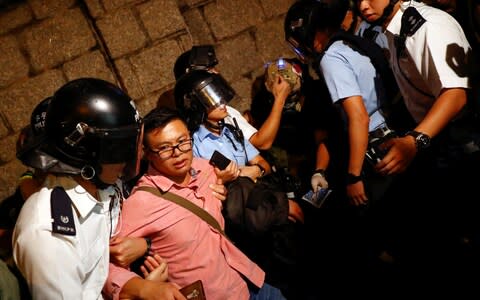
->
xmin=223 ymin=175 xmax=289 ymax=236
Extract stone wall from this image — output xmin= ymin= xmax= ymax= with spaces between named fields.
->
xmin=0 ymin=0 xmax=296 ymax=200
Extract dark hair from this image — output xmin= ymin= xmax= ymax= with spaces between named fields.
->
xmin=143 ymin=106 xmax=187 ymax=144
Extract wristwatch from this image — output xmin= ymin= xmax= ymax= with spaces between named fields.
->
xmin=346 ymin=173 xmax=362 ymax=185
xmin=405 ymin=130 xmax=431 ymax=150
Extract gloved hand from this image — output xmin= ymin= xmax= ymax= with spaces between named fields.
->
xmin=311 ymin=170 xmax=328 ymax=192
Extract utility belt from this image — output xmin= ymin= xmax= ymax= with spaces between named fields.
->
xmin=365 ymin=124 xmax=397 ymax=166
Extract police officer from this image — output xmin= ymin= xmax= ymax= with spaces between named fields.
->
xmin=12 ymin=78 xmax=181 ymax=299
xmin=173 ymin=46 xmax=292 ymax=151
xmin=356 ymin=0 xmax=480 ymax=283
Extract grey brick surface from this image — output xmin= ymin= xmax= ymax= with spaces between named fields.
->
xmin=138 ymin=0 xmax=186 ymax=41
xmin=0 ymin=133 xmax=18 ymax=164
xmin=63 ymin=50 xmax=116 ymax=83
xmin=182 ymin=8 xmax=214 ymax=45
xmin=204 ymin=0 xmax=264 ymax=40
xmin=0 ymin=35 xmax=29 ymax=89
xmin=255 ymin=17 xmax=294 ymax=63
xmin=215 ymin=32 xmax=262 ymax=82
xmin=83 ymin=0 xmax=105 ymax=18
xmin=259 ymin=0 xmax=296 ymax=18
xmin=28 ymin=0 xmax=76 ymax=19
xmin=0 ymin=3 xmax=33 ymax=35
xmin=0 ymin=70 xmax=65 ymax=133
xmin=128 ymin=39 xmax=182 ymax=95
xmin=230 ymin=76 xmax=254 ymax=113
xmin=96 ymin=8 xmax=147 ymax=59
xmin=179 ymin=0 xmax=213 ymax=8
xmin=115 ymin=57 xmax=145 ymax=99
xmin=22 ymin=8 xmax=97 ymax=72
xmin=0 ymin=113 xmax=9 ymax=139
xmin=102 ymin=0 xmax=136 ymax=11
xmin=135 ymin=90 xmax=162 ymax=117
xmin=0 ymin=159 xmax=27 ymax=202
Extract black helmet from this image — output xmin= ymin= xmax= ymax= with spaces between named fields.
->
xmin=284 ymin=0 xmax=349 ymax=61
xmin=16 ymin=96 xmax=52 ymax=167
xmin=41 ymin=78 xmax=143 ymax=185
xmin=173 ymin=45 xmax=218 ymax=80
xmin=174 ymin=70 xmax=235 ymax=131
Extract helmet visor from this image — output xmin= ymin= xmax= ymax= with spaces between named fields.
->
xmin=287 ymin=37 xmax=312 ymax=64
xmin=195 ymin=75 xmax=235 ymax=111
xmin=96 ymin=121 xmax=144 ymax=180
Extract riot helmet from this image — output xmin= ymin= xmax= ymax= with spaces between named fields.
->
xmin=16 ymin=97 xmax=52 ymax=168
xmin=174 ymin=70 xmax=235 ymax=131
xmin=173 ymin=45 xmax=219 ymax=80
xmin=42 ymin=78 xmax=143 ymax=187
xmin=284 ymin=0 xmax=350 ymax=62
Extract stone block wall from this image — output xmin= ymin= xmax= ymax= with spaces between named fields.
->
xmin=0 ymin=0 xmax=296 ymax=200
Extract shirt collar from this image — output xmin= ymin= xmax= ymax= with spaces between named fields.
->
xmin=195 ymin=125 xmax=215 ymax=142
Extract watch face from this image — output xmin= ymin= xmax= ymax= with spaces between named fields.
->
xmin=416 ymin=134 xmax=431 ymax=149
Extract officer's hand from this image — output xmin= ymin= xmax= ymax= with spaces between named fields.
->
xmin=141 ymin=254 xmax=169 ymax=282
xmin=272 ymin=75 xmax=291 ymax=102
xmin=110 ymin=236 xmax=148 ymax=268
xmin=311 ymin=172 xmax=328 ymax=192
xmin=287 ymin=200 xmax=304 ymax=224
xmin=376 ymin=136 xmax=416 ymax=175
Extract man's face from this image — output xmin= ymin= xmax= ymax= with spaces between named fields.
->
xmin=144 ymin=119 xmax=193 ymax=180
xmin=357 ymin=0 xmax=389 ymax=23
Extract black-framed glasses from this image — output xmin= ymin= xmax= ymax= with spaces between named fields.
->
xmin=147 ymin=138 xmax=193 ymax=159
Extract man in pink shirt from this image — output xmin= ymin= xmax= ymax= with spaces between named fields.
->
xmin=104 ymin=107 xmax=286 ymax=300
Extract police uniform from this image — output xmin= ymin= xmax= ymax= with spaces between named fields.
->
xmin=385 ymin=1 xmax=471 ymax=122
xmin=379 ymin=1 xmax=480 ymax=277
xmin=13 ymin=175 xmax=123 ymax=299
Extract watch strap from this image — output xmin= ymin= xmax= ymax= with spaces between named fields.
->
xmin=346 ymin=173 xmax=362 ymax=184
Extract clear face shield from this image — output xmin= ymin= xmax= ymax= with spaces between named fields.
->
xmin=193 ymin=74 xmax=235 ymax=112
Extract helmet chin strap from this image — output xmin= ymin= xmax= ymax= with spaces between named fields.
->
xmin=91 ymin=176 xmax=113 ymax=190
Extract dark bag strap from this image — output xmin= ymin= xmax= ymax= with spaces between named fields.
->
xmin=136 ymin=186 xmax=226 ymax=237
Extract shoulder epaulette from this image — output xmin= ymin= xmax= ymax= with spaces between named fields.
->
xmin=51 ymin=186 xmax=76 ymax=236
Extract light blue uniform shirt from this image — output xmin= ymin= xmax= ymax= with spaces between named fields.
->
xmin=193 ymin=124 xmax=259 ymax=166
xmin=320 ymin=40 xmax=387 ymax=131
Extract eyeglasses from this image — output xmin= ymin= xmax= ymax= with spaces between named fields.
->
xmin=147 ymin=138 xmax=193 ymax=159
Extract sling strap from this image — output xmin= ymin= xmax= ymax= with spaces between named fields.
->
xmin=136 ymin=186 xmax=226 ymax=237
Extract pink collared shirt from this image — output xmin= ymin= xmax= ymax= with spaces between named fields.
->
xmin=104 ymin=157 xmax=264 ymax=300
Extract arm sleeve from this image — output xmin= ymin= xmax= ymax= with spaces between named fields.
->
xmin=13 ymin=228 xmax=83 ymax=300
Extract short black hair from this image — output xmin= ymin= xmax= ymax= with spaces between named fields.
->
xmin=143 ymin=106 xmax=187 ymax=145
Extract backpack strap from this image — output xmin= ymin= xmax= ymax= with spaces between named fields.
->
xmin=50 ymin=186 xmax=76 ymax=236
xmin=394 ymin=6 xmax=433 ymax=98
xmin=326 ymin=29 xmax=400 ymax=115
